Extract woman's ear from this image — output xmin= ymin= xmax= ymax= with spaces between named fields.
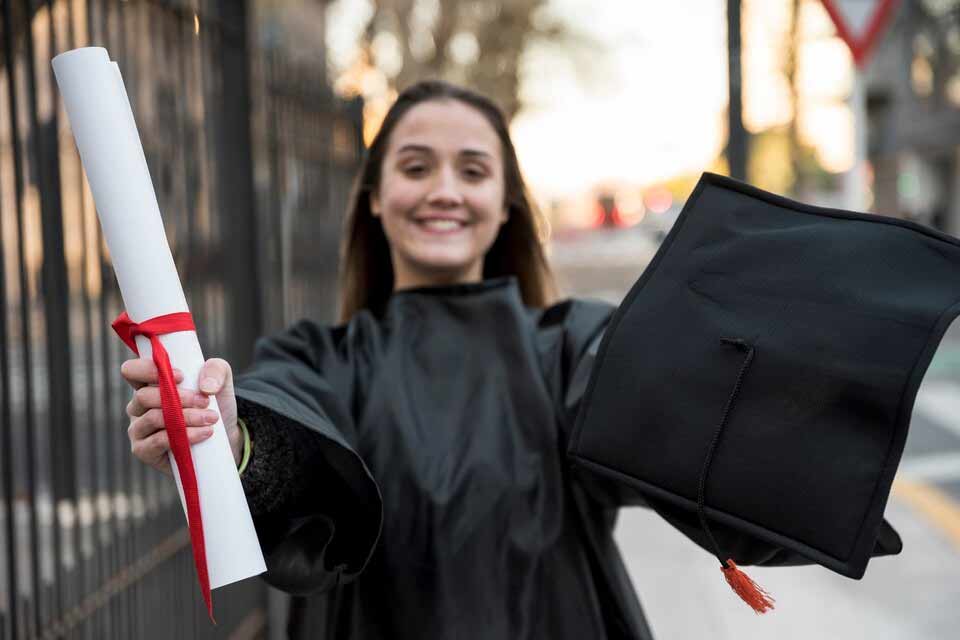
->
xmin=370 ymin=191 xmax=381 ymax=217
xmin=499 ymin=205 xmax=509 ymax=225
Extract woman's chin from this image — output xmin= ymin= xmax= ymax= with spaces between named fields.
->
xmin=401 ymin=256 xmax=482 ymax=283
xmin=408 ymin=249 xmax=477 ymax=269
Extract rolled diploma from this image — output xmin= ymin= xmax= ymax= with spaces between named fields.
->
xmin=52 ymin=47 xmax=266 ymax=588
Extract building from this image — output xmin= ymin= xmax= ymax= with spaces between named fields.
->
xmin=866 ymin=0 xmax=960 ymax=237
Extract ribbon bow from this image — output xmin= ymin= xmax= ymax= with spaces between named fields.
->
xmin=112 ymin=311 xmax=214 ymax=622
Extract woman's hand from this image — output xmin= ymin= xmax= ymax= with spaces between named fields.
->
xmin=121 ymin=357 xmax=241 ymax=476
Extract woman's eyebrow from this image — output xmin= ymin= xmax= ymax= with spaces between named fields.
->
xmin=395 ymin=144 xmax=492 ymax=159
xmin=460 ymin=149 xmax=493 ymax=160
xmin=396 ymin=144 xmax=433 ymax=155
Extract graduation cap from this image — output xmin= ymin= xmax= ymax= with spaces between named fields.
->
xmin=568 ymin=172 xmax=960 ymax=613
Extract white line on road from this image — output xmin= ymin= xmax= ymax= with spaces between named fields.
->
xmin=898 ymin=452 xmax=960 ymax=483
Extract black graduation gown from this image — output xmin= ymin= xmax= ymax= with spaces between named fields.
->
xmin=232 ymin=277 xmax=814 ymax=639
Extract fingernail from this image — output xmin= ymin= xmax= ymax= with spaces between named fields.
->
xmin=196 ymin=394 xmax=210 ymax=407
xmin=202 ymin=427 xmax=214 ymax=437
xmin=204 ymin=411 xmax=219 ymax=424
xmin=200 ymin=377 xmax=218 ymax=393
xmin=174 ymin=369 xmax=184 ymax=378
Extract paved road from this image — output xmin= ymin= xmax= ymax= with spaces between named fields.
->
xmin=549 ymin=227 xmax=960 ymax=639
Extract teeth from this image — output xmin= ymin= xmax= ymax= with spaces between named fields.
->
xmin=420 ymin=219 xmax=463 ymax=231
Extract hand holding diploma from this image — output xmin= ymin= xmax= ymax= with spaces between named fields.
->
xmin=121 ymin=358 xmax=242 ymax=475
xmin=52 ymin=46 xmax=266 ymax=622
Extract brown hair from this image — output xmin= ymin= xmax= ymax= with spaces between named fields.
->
xmin=337 ymin=80 xmax=558 ymax=322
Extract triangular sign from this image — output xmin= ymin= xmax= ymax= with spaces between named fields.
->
xmin=819 ymin=0 xmax=901 ymax=68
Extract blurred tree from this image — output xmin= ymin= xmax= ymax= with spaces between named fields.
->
xmin=746 ymin=126 xmax=833 ymax=195
xmin=341 ymin=0 xmax=598 ymax=121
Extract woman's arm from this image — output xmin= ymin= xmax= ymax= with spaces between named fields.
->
xmin=233 ymin=318 xmax=383 ymax=595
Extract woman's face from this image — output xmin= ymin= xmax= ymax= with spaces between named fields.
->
xmin=371 ymin=99 xmax=508 ymax=290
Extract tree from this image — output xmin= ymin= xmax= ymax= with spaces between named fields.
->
xmin=335 ymin=0 xmax=601 ymax=122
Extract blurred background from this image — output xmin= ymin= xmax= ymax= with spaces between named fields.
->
xmin=1 ymin=0 xmax=959 ymax=638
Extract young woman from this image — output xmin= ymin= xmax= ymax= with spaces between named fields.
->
xmin=121 ymin=81 xmax=793 ymax=639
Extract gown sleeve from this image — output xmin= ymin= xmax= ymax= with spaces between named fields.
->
xmin=232 ymin=317 xmax=383 ymax=595
xmin=553 ymin=298 xmax=903 ymax=567
xmin=541 ymin=298 xmax=652 ymax=509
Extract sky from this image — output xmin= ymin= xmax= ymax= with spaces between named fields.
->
xmin=511 ymin=0 xmax=729 ymax=198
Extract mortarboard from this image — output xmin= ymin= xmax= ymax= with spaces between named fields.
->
xmin=568 ymin=172 xmax=960 ymax=613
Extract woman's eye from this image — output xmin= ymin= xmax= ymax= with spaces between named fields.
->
xmin=463 ymin=167 xmax=486 ymax=179
xmin=403 ymin=165 xmax=426 ymax=176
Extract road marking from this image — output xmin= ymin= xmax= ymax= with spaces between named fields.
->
xmin=913 ymin=380 xmax=960 ymax=439
xmin=892 ymin=478 xmax=960 ymax=551
xmin=898 ymin=452 xmax=960 ymax=483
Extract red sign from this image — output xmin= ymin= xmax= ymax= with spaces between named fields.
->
xmin=820 ymin=0 xmax=901 ymax=68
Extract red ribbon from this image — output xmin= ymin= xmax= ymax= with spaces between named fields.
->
xmin=112 ymin=310 xmax=214 ymax=623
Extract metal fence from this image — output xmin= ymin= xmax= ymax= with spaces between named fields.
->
xmin=0 ymin=1 xmax=363 ymax=638
xmin=249 ymin=46 xmax=364 ymax=334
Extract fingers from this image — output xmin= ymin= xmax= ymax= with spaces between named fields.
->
xmin=197 ymin=358 xmax=232 ymax=396
xmin=128 ymin=407 xmax=221 ymax=443
xmin=124 ymin=357 xmax=227 ymax=478
xmin=131 ymin=424 xmax=215 ymax=468
xmin=121 ymin=358 xmax=184 ymax=391
xmin=127 ymin=385 xmax=210 ymax=418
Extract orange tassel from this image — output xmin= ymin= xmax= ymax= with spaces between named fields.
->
xmin=721 ymin=559 xmax=775 ymax=614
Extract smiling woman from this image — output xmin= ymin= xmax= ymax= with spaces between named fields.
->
xmin=124 ymin=79 xmax=820 ymax=640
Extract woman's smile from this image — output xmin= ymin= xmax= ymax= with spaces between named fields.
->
xmin=412 ymin=215 xmax=471 ymax=235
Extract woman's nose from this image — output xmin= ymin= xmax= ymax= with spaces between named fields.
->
xmin=426 ymin=167 xmax=464 ymax=207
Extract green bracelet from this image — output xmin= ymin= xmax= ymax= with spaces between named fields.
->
xmin=237 ymin=417 xmax=252 ymax=476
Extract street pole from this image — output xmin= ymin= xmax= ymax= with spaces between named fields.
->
xmin=727 ymin=0 xmax=748 ymax=181
xmin=788 ymin=0 xmax=802 ymax=197
xmin=817 ymin=0 xmax=902 ymax=212
xmin=844 ymin=69 xmax=868 ymax=210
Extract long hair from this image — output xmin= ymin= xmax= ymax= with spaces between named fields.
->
xmin=337 ymin=80 xmax=558 ymax=322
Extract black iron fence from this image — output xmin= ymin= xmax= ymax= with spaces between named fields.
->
xmin=0 ymin=1 xmax=363 ymax=638
xmin=249 ymin=47 xmax=364 ymax=333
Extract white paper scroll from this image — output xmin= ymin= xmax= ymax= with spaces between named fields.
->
xmin=52 ymin=47 xmax=266 ymax=588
